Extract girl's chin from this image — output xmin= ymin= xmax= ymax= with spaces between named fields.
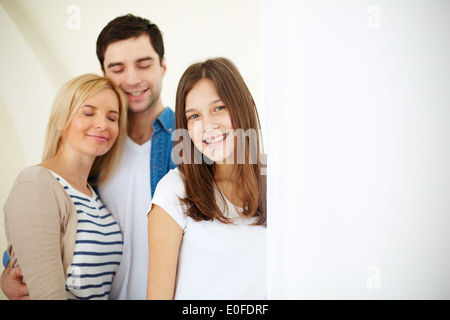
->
xmin=203 ymin=150 xmax=235 ymax=164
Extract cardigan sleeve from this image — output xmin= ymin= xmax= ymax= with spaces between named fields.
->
xmin=4 ymin=172 xmax=69 ymax=300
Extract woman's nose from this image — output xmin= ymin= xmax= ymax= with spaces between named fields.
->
xmin=95 ymin=117 xmax=108 ymax=130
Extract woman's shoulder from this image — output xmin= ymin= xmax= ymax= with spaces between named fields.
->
xmin=11 ymin=165 xmax=68 ymax=198
xmin=4 ymin=165 xmax=75 ymax=223
xmin=17 ymin=165 xmax=53 ymax=180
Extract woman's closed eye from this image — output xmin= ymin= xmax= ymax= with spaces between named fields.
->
xmin=108 ymin=114 xmax=119 ymax=122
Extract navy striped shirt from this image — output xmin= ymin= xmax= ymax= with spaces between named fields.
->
xmin=50 ymin=171 xmax=123 ymax=300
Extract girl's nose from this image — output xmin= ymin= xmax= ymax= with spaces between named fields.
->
xmin=202 ymin=117 xmax=220 ymax=132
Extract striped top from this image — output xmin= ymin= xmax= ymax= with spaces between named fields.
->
xmin=49 ymin=171 xmax=123 ymax=300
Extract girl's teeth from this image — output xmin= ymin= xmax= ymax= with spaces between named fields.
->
xmin=205 ymin=134 xmax=226 ymax=144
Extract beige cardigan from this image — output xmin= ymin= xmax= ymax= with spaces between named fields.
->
xmin=4 ymin=166 xmax=77 ymax=299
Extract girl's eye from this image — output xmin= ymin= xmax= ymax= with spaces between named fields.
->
xmin=188 ymin=114 xmax=199 ymax=120
xmin=83 ymin=112 xmax=94 ymax=116
xmin=215 ymin=106 xmax=226 ymax=112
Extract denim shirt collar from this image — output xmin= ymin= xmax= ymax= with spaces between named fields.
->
xmin=153 ymin=107 xmax=175 ymax=134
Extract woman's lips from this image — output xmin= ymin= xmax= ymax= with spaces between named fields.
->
xmin=87 ymin=133 xmax=109 ymax=142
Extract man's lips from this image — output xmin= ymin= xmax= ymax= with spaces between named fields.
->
xmin=87 ymin=133 xmax=109 ymax=142
xmin=124 ymin=88 xmax=149 ymax=98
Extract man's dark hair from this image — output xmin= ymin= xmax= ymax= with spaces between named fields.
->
xmin=96 ymin=14 xmax=165 ymax=71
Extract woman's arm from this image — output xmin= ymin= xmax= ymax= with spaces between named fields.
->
xmin=146 ymin=204 xmax=183 ymax=300
xmin=4 ymin=178 xmax=68 ymax=299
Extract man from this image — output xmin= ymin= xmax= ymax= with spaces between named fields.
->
xmin=1 ymin=14 xmax=175 ymax=300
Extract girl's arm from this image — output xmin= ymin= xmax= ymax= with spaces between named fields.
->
xmin=146 ymin=204 xmax=183 ymax=300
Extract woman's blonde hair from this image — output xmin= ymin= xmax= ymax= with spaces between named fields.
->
xmin=42 ymin=74 xmax=127 ymax=185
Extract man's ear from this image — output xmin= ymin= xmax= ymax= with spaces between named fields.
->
xmin=161 ymin=57 xmax=167 ymax=77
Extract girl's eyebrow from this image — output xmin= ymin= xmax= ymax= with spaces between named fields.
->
xmin=185 ymin=99 xmax=223 ymax=114
xmin=208 ymin=99 xmax=223 ymax=106
xmin=185 ymin=107 xmax=197 ymax=114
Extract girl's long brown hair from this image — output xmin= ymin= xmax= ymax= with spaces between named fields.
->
xmin=175 ymin=57 xmax=266 ymax=226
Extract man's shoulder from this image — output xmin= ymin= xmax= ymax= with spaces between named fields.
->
xmin=155 ymin=107 xmax=175 ymax=133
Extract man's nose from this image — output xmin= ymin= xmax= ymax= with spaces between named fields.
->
xmin=124 ymin=67 xmax=141 ymax=86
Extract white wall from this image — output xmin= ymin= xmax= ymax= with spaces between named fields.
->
xmin=0 ymin=0 xmax=262 ymax=300
xmin=264 ymin=0 xmax=450 ymax=299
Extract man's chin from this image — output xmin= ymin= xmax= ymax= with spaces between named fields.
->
xmin=127 ymin=102 xmax=153 ymax=114
xmin=127 ymin=92 xmax=162 ymax=114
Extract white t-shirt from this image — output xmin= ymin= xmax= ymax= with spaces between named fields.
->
xmin=98 ymin=136 xmax=151 ymax=300
xmin=151 ymin=168 xmax=267 ymax=300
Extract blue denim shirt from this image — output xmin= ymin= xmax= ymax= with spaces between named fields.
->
xmin=150 ymin=107 xmax=177 ymax=197
xmin=2 ymin=107 xmax=177 ymax=268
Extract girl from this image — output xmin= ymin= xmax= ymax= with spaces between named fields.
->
xmin=4 ymin=74 xmax=127 ymax=299
xmin=147 ymin=58 xmax=266 ymax=299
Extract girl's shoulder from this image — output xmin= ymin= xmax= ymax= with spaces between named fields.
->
xmin=152 ymin=167 xmax=189 ymax=229
xmin=156 ymin=167 xmax=185 ymax=194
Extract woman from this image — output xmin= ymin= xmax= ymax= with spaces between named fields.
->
xmin=147 ymin=58 xmax=266 ymax=299
xmin=3 ymin=74 xmax=127 ymax=299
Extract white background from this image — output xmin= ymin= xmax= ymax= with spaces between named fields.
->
xmin=265 ymin=0 xmax=450 ymax=299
